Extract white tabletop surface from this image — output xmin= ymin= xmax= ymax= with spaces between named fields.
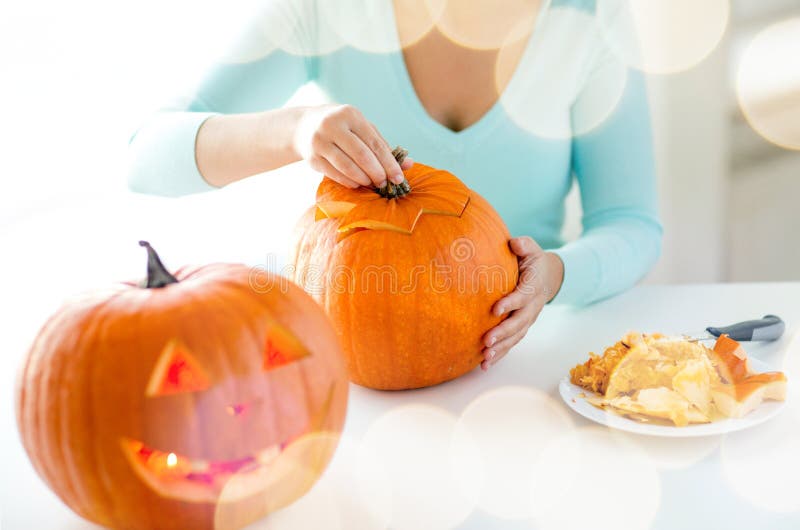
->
xmin=2 ymin=184 xmax=799 ymax=529
xmin=4 ymin=280 xmax=799 ymax=530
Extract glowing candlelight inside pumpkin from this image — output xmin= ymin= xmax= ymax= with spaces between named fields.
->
xmin=146 ymin=450 xmax=190 ymax=476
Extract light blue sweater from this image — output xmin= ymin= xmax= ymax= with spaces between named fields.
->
xmin=128 ymin=0 xmax=662 ymax=305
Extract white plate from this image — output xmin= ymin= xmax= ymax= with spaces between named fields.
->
xmin=559 ymin=357 xmax=787 ymax=437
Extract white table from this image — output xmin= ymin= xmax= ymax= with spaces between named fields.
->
xmin=3 ymin=280 xmax=800 ymax=530
xmin=2 ymin=172 xmax=799 ymax=529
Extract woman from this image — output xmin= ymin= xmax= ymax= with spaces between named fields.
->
xmin=128 ymin=0 xmax=662 ymax=371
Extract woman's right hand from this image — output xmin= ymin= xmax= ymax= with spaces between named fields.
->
xmin=293 ymin=104 xmax=413 ymax=189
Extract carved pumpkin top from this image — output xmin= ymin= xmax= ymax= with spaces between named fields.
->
xmin=315 ymin=163 xmax=471 ymax=235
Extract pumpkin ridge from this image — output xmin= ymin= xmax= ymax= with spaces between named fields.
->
xmin=116 ymin=292 xmax=168 ymax=529
xmin=50 ymin=303 xmax=94 ymax=516
xmin=49 ymin=309 xmax=88 ymax=517
xmin=17 ymin=311 xmax=57 ymax=498
xmin=100 ymin=295 xmax=161 ymax=526
xmin=72 ymin=297 xmax=121 ymax=524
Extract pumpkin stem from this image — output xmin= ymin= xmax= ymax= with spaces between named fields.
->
xmin=377 ymin=146 xmax=412 ymax=199
xmin=138 ymin=241 xmax=179 ymax=288
xmin=392 ymin=146 xmax=409 ymax=165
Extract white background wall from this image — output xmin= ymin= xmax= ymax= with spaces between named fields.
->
xmin=601 ymin=0 xmax=799 ymax=284
xmin=643 ymin=38 xmax=730 ymax=284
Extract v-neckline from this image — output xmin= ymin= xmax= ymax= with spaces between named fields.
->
xmin=386 ymin=0 xmax=552 ymax=142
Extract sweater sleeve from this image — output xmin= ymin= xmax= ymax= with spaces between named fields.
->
xmin=127 ymin=3 xmax=318 ymax=197
xmin=550 ymin=41 xmax=663 ymax=305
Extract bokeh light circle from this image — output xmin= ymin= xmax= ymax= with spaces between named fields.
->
xmin=250 ymin=479 xmax=342 ymax=530
xmin=214 ymin=432 xmax=343 ymax=530
xmin=355 ymin=404 xmax=477 ymax=530
xmin=736 ymin=17 xmax=800 ymax=151
xmin=532 ymin=427 xmax=661 ymax=530
xmin=610 ymin=431 xmax=722 ymax=470
xmin=493 ymin=22 xmax=529 ymax=96
xmin=721 ymin=411 xmax=800 ymax=513
xmin=450 ymin=386 xmax=575 ymax=520
xmin=435 ymin=0 xmax=542 ymax=50
xmin=319 ymin=0 xmax=446 ymax=53
xmin=395 ymin=0 xmax=448 ymax=49
xmin=497 ymin=7 xmax=627 ymax=139
xmin=245 ymin=435 xmax=386 ymax=530
xmin=222 ymin=0 xmax=344 ymax=60
xmin=217 ymin=1 xmax=282 ymax=64
xmin=597 ymin=0 xmax=730 ymax=75
xmin=720 ymin=324 xmax=800 ymax=514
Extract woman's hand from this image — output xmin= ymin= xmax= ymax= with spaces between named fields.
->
xmin=294 ymin=104 xmax=414 ymax=189
xmin=481 ymin=236 xmax=564 ymax=371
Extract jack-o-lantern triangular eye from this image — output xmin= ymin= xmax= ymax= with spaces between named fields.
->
xmin=264 ymin=323 xmax=311 ymax=371
xmin=146 ymin=340 xmax=211 ymax=397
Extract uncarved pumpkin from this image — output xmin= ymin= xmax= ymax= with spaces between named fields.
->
xmin=292 ymin=151 xmax=518 ymax=390
xmin=16 ymin=242 xmax=348 ymax=530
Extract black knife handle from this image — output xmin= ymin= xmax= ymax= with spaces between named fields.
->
xmin=706 ymin=315 xmax=785 ymax=342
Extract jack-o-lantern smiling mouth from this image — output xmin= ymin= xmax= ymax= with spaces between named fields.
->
xmin=121 ymin=437 xmax=288 ymax=504
xmin=118 ymin=327 xmax=338 ymax=505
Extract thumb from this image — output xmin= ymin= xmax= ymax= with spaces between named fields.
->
xmin=509 ymin=236 xmax=542 ymax=257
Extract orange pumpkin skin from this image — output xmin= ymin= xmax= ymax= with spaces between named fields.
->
xmin=292 ymin=162 xmax=518 ymax=390
xmin=16 ymin=259 xmax=348 ymax=530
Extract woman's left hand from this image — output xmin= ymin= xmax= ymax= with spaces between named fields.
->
xmin=481 ymin=236 xmax=564 ymax=371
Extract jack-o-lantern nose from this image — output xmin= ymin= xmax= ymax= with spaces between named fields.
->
xmin=225 ymin=404 xmax=247 ymax=417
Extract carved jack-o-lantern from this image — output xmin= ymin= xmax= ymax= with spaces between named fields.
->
xmin=16 ymin=242 xmax=348 ymax=530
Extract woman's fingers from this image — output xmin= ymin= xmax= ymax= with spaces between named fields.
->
xmin=490 ymin=240 xmax=543 ymax=318
xmin=336 ymin=131 xmax=390 ymax=187
xmin=483 ymin=300 xmax=537 ymax=348
xmin=491 ymin=259 xmax=540 ymax=316
xmin=492 ymin=285 xmax=535 ymax=317
xmin=478 ymin=236 xmax=550 ymax=371
xmin=320 ymin=143 xmax=372 ymax=187
xmin=481 ymin=326 xmax=529 ymax=370
xmin=481 ymin=301 xmax=545 ymax=369
xmin=372 ymin=120 xmax=415 ymax=169
xmin=352 ymin=119 xmax=405 ymax=184
xmin=300 ymin=104 xmax=409 ymax=187
xmin=309 ymin=155 xmax=361 ymax=189
xmin=509 ymin=236 xmax=542 ymax=258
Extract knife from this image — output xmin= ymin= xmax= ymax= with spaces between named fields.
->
xmin=685 ymin=314 xmax=785 ymax=342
